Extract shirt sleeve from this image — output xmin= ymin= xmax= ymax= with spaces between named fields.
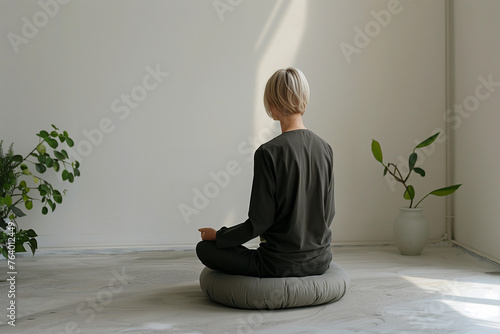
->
xmin=325 ymin=144 xmax=335 ymax=226
xmin=325 ymin=163 xmax=335 ymax=226
xmin=216 ymin=146 xmax=276 ymax=249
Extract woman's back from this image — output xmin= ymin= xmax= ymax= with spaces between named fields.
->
xmin=258 ymin=129 xmax=334 ymax=252
xmin=253 ymin=129 xmax=335 ymax=277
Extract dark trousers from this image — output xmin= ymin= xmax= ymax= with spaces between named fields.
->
xmin=196 ymin=241 xmax=332 ymax=278
xmin=196 ymin=241 xmax=262 ymax=277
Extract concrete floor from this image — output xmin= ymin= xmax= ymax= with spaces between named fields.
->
xmin=1 ymin=244 xmax=499 ymax=333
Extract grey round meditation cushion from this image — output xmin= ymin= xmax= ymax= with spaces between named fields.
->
xmin=199 ymin=262 xmax=350 ymax=309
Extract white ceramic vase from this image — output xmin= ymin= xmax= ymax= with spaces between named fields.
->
xmin=393 ymin=208 xmax=428 ymax=256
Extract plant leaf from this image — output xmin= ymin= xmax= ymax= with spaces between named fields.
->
xmin=4 ymin=196 xmax=12 ymax=207
xmin=28 ymin=238 xmax=38 ymax=256
xmin=429 ymin=184 xmax=462 ymax=196
xmin=39 ymin=184 xmax=50 ymax=194
xmin=62 ymin=169 xmax=69 ymax=181
xmin=38 ymin=130 xmax=49 ymax=139
xmin=66 ymin=137 xmax=74 ymax=147
xmin=53 ymin=190 xmax=63 ymax=204
xmin=403 ymin=185 xmax=415 ymax=200
xmin=409 ymin=152 xmax=418 ymax=171
xmin=15 ymin=243 xmax=27 ymax=253
xmin=371 ymin=140 xmax=383 ymax=163
xmin=42 ymin=206 xmax=48 ymax=215
xmin=38 ymin=153 xmax=47 ymax=164
xmin=25 ymin=201 xmax=33 ymax=210
xmin=0 ymin=217 xmax=7 ymax=230
xmin=46 ymin=138 xmax=58 ymax=149
xmin=37 ymin=144 xmax=47 ymax=154
xmin=413 ymin=167 xmax=425 ymax=177
xmin=10 ymin=205 xmax=26 ymax=217
xmin=413 ymin=167 xmax=426 ymax=177
xmin=415 ymin=132 xmax=440 ymax=149
xmin=21 ymin=164 xmax=30 ymax=175
xmin=12 ymin=154 xmax=23 ymax=163
xmin=26 ymin=229 xmax=38 ymax=237
xmin=48 ymin=199 xmax=56 ymax=212
xmin=36 ymin=163 xmax=47 ymax=174
xmin=54 ymin=150 xmax=65 ymax=160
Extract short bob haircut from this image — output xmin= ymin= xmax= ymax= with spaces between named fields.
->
xmin=263 ymin=67 xmax=310 ymax=118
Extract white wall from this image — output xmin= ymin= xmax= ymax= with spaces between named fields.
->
xmin=453 ymin=0 xmax=500 ymax=262
xmin=0 ymin=0 xmax=447 ymax=249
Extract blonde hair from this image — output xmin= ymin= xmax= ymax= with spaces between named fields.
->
xmin=263 ymin=67 xmax=310 ymax=118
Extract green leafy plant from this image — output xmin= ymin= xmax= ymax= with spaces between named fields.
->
xmin=371 ymin=132 xmax=461 ymax=208
xmin=0 ymin=125 xmax=80 ymax=258
xmin=0 ymin=227 xmax=38 ymax=259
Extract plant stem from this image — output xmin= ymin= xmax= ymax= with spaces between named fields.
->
xmin=403 ymin=149 xmax=417 ymax=183
xmin=414 ymin=193 xmax=430 ymax=208
xmin=16 ymin=139 xmax=45 ymax=168
xmin=383 ymin=162 xmax=413 ymax=208
xmin=386 ymin=163 xmax=403 ymax=183
xmin=395 ymin=165 xmax=405 ymax=183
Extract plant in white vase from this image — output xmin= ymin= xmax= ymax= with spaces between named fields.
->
xmin=371 ymin=132 xmax=461 ymax=255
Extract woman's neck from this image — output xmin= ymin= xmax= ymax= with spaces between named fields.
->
xmin=279 ymin=114 xmax=306 ymax=133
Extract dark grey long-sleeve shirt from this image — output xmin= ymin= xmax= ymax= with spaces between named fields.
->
xmin=216 ymin=129 xmax=335 ymax=277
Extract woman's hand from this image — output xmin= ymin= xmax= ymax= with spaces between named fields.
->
xmin=198 ymin=228 xmax=217 ymax=241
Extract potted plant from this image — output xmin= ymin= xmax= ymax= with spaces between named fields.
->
xmin=0 ymin=125 xmax=80 ymax=259
xmin=371 ymin=132 xmax=461 ymax=255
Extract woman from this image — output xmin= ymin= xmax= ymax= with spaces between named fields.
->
xmin=196 ymin=67 xmax=334 ymax=278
